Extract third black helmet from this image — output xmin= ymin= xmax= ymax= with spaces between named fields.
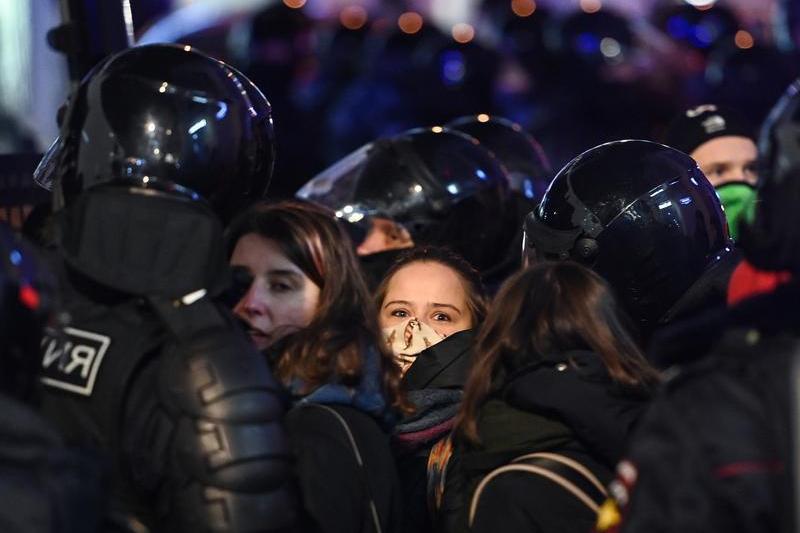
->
xmin=524 ymin=139 xmax=731 ymax=330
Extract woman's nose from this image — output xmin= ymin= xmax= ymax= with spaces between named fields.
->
xmin=234 ymin=280 xmax=268 ymax=316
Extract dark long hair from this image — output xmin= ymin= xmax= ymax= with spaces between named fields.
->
xmin=226 ymin=199 xmax=412 ymax=413
xmin=374 ymin=246 xmax=488 ymax=325
xmin=455 ymin=261 xmax=660 ymax=444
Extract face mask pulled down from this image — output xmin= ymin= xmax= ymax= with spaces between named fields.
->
xmin=383 ymin=317 xmax=446 ymax=375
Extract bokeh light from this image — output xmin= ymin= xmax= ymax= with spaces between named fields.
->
xmin=511 ymin=0 xmax=536 ymax=18
xmin=398 ymin=12 xmax=423 ymax=34
xmin=734 ymin=30 xmax=754 ymax=49
xmin=452 ymin=23 xmax=475 ymax=44
xmin=340 ymin=5 xmax=368 ymax=30
xmin=685 ymin=0 xmax=716 ymax=9
xmin=283 ymin=0 xmax=306 ymax=9
xmin=580 ymin=0 xmax=602 ymax=14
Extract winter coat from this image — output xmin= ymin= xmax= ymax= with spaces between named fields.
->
xmin=608 ymin=283 xmax=798 ymax=533
xmin=286 ymin=404 xmax=403 ymax=533
xmin=285 ymin=343 xmax=403 ymax=533
xmin=440 ymin=349 xmax=652 ymax=533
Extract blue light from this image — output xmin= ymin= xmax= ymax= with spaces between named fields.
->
xmin=666 ymin=16 xmax=691 ymax=39
xmin=679 ymin=197 xmax=693 ymax=205
xmin=441 ymin=51 xmax=465 ymax=87
xmin=523 ymin=179 xmax=535 ymax=199
xmin=576 ymin=33 xmax=600 ymax=55
xmin=476 ymin=169 xmax=487 ymax=180
xmin=693 ymin=24 xmax=714 ymax=47
xmin=9 ymin=250 xmax=21 ymax=266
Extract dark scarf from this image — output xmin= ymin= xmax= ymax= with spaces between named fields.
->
xmin=394 ymin=389 xmax=462 ymax=452
xmin=393 ymin=331 xmax=476 ymax=452
xmin=289 ymin=343 xmax=397 ymax=429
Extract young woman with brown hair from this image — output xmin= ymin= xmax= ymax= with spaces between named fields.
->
xmin=440 ymin=261 xmax=660 ymax=533
xmin=226 ymin=199 xmax=411 ymax=533
xmin=374 ymin=246 xmax=487 ymax=533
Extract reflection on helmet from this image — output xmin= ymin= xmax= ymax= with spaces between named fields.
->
xmin=524 ymin=139 xmax=731 ymax=331
xmin=35 ymin=44 xmax=276 ymax=223
xmin=447 ymin=114 xmax=552 ymax=201
xmin=297 ymin=127 xmax=511 ymax=271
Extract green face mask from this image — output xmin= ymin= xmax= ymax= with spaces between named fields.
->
xmin=716 ymin=182 xmax=757 ymax=241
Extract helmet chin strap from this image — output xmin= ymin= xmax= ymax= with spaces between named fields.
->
xmin=56 ymin=185 xmax=229 ymax=299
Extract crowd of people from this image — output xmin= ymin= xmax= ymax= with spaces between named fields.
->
xmin=0 ymin=1 xmax=799 ymax=533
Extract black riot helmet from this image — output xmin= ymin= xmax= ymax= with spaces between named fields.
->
xmin=447 ymin=114 xmax=552 ymax=201
xmin=739 ymin=79 xmax=800 ymax=274
xmin=34 ymin=43 xmax=276 ymax=223
xmin=297 ymin=127 xmax=511 ymax=272
xmin=0 ymin=223 xmax=55 ymax=402
xmin=524 ymin=140 xmax=732 ymax=332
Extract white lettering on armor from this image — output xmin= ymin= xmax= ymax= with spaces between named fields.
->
xmin=40 ymin=327 xmax=111 ymax=396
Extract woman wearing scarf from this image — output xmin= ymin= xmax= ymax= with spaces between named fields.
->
xmin=227 ymin=200 xmax=412 ymax=533
xmin=376 ymin=247 xmax=488 ymax=533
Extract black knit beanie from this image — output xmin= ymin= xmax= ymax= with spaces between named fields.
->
xmin=663 ymin=104 xmax=754 ymax=155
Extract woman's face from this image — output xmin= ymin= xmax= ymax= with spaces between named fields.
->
xmin=231 ymin=233 xmax=321 ymax=351
xmin=380 ymin=261 xmax=473 ymax=336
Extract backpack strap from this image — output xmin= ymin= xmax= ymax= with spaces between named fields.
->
xmin=303 ymin=404 xmax=384 ymax=533
xmin=469 ymin=452 xmax=608 ymax=527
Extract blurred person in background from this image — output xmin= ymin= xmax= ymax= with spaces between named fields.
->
xmin=240 ymin=3 xmax=325 ymax=197
xmin=375 ymin=246 xmax=487 ymax=533
xmin=663 ymin=104 xmax=758 ymax=240
xmin=525 ymin=9 xmax=671 ymax=168
xmin=441 ymin=261 xmax=659 ymax=533
xmin=227 ymin=200 xmax=409 ymax=533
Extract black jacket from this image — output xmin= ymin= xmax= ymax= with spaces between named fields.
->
xmin=395 ymin=330 xmax=475 ymax=533
xmin=286 ymin=404 xmax=403 ymax=533
xmin=440 ymin=350 xmax=652 ymax=533
xmin=615 ymin=284 xmax=797 ymax=533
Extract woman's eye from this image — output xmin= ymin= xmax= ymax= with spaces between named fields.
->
xmin=270 ymin=282 xmax=292 ymax=293
xmin=390 ymin=309 xmax=409 ymax=318
xmin=432 ymin=312 xmax=451 ymax=321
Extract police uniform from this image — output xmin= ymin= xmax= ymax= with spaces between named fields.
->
xmin=33 ymin=44 xmax=296 ymax=532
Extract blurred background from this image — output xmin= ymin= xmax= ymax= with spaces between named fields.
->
xmin=1 ymin=0 xmax=798 ymax=199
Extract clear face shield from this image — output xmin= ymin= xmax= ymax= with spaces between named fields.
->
xmin=296 ymin=142 xmax=378 ymax=244
xmin=33 ymin=136 xmax=63 ymax=192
